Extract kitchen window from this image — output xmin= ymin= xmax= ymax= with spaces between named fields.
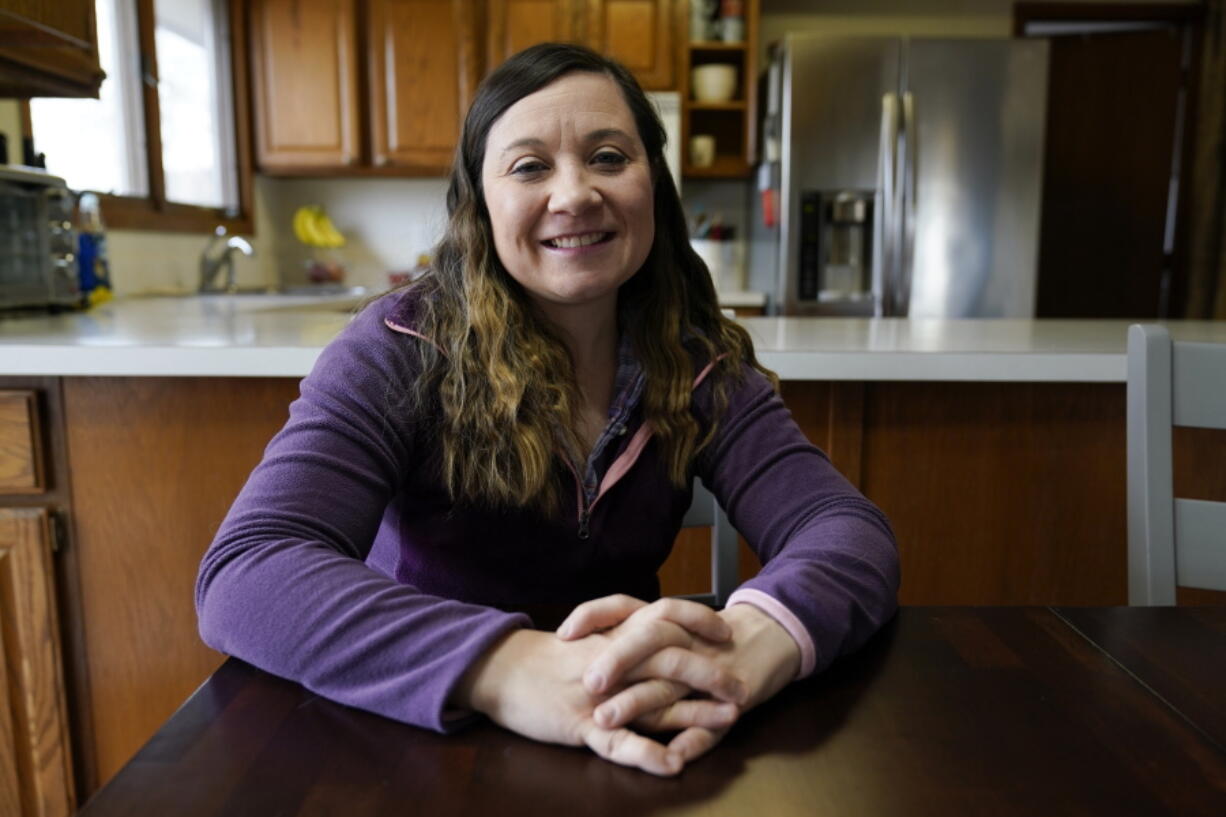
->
xmin=26 ymin=0 xmax=251 ymax=232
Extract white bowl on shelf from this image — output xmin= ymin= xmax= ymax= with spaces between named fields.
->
xmin=691 ymin=64 xmax=737 ymax=103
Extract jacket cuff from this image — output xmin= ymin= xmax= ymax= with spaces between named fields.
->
xmin=726 ymin=588 xmax=817 ymax=678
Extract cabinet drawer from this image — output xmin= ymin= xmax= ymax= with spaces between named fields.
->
xmin=0 ymin=391 xmax=45 ymax=493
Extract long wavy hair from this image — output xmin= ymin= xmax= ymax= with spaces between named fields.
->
xmin=402 ymin=43 xmax=776 ymax=512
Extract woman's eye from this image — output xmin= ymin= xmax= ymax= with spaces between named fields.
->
xmin=511 ymin=160 xmax=547 ymax=175
xmin=592 ymin=151 xmax=628 ymax=168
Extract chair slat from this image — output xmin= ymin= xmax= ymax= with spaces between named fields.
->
xmin=1174 ymin=498 xmax=1226 ymax=592
xmin=1173 ymin=343 xmax=1226 ymax=430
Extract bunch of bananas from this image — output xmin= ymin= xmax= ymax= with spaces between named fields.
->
xmin=292 ymin=204 xmax=347 ymax=248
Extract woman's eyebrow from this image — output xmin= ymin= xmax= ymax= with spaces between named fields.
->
xmin=500 ymin=137 xmax=547 ymax=156
xmin=585 ymin=128 xmax=634 ymax=144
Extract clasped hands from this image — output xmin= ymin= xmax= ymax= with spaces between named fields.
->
xmin=454 ymin=595 xmax=801 ymax=776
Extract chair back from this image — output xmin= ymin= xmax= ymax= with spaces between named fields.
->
xmin=1127 ymin=324 xmax=1226 ymax=604
xmin=676 ymin=480 xmax=740 ymax=606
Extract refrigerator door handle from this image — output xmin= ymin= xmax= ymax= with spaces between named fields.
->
xmin=876 ymin=92 xmax=900 ymax=317
xmin=899 ymin=91 xmax=917 ymax=316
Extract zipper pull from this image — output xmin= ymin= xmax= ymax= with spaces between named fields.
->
xmin=577 ymin=509 xmax=591 ymax=540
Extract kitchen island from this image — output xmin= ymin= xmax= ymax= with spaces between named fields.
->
xmin=2 ymin=296 xmax=1224 ymax=802
xmin=7 ymin=295 xmax=1226 ymax=378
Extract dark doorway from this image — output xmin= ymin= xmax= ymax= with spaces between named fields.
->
xmin=1016 ymin=4 xmax=1202 ymax=318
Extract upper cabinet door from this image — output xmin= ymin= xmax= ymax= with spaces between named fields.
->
xmin=0 ymin=0 xmax=104 ymax=97
xmin=585 ymin=0 xmax=674 ymax=90
xmin=368 ymin=0 xmax=480 ymax=171
xmin=486 ymin=0 xmax=581 ymax=71
xmin=249 ymin=0 xmax=362 ymax=169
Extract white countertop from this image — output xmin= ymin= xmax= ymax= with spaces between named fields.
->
xmin=2 ymin=296 xmax=1224 ymax=380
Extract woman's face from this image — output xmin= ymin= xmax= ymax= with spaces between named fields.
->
xmin=481 ymin=72 xmax=655 ymax=319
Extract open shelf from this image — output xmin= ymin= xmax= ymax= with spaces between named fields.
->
xmin=680 ymin=1 xmax=758 ymax=180
xmin=686 ymin=100 xmax=748 ymax=111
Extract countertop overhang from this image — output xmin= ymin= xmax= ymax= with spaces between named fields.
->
xmin=3 ymin=296 xmax=1225 ymax=381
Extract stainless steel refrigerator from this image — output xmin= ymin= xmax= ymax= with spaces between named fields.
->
xmin=753 ymin=35 xmax=1050 ymax=317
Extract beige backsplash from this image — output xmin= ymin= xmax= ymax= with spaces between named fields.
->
xmin=100 ymin=175 xmax=449 ymax=295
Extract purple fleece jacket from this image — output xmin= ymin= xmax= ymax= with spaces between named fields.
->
xmin=195 ymin=290 xmax=899 ymax=732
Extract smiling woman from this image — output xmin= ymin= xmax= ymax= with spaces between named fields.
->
xmin=195 ymin=42 xmax=899 ymax=778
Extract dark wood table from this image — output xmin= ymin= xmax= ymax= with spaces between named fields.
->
xmin=78 ymin=608 xmax=1226 ymax=816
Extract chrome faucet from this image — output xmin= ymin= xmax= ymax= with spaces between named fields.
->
xmin=199 ymin=225 xmax=255 ymax=293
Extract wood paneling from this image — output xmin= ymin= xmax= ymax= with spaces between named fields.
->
xmin=860 ymin=382 xmax=1129 ymax=605
xmin=0 ymin=392 xmax=43 ymax=494
xmin=0 ymin=508 xmax=75 ymax=817
xmin=368 ymin=0 xmax=480 ymax=171
xmin=249 ymin=0 xmax=362 ymax=169
xmin=1173 ymin=426 xmax=1226 ymax=503
xmin=62 ymin=377 xmax=301 ymax=785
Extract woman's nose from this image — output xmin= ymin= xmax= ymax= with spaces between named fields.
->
xmin=547 ymin=166 xmax=601 ymax=215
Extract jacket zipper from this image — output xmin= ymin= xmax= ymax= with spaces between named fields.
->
xmin=563 ymin=456 xmax=592 ymax=540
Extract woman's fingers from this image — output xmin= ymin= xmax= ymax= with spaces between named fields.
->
xmin=627 ymin=646 xmax=747 ymax=704
xmin=593 ymin=678 xmax=738 ymax=731
xmin=592 ymin=678 xmax=687 ymax=728
xmin=580 ymin=601 xmax=734 ymax=693
xmin=667 ymin=726 xmax=727 ymax=766
xmin=633 ymin=698 xmax=740 ymax=732
xmin=582 ymin=617 xmax=692 ymax=693
xmin=629 ymin=598 xmax=734 ymax=644
xmin=556 ymin=594 xmax=648 ymax=640
xmin=557 ymin=596 xmax=733 ymax=645
xmin=581 ymin=722 xmax=682 ymax=777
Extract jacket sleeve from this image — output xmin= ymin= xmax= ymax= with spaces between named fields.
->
xmin=694 ymin=365 xmax=900 ymax=677
xmin=195 ymin=301 xmax=529 ymax=731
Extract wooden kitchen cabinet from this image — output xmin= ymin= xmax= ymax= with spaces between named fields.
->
xmin=486 ymin=0 xmax=677 ymax=90
xmin=368 ymin=0 xmax=482 ymax=169
xmin=586 ymin=0 xmax=677 ymax=90
xmin=248 ymin=0 xmax=480 ymax=176
xmin=0 ymin=0 xmax=104 ymax=97
xmin=249 ymin=0 xmax=363 ymax=169
xmin=486 ymin=0 xmax=582 ymax=66
xmin=0 ymin=389 xmax=75 ymax=817
xmin=250 ymin=0 xmax=480 ymax=174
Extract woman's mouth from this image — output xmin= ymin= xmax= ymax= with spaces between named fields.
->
xmin=542 ymin=232 xmax=613 ymax=249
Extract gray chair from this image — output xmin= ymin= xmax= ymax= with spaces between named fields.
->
xmin=1126 ymin=324 xmax=1226 ymax=605
xmin=676 ymin=480 xmax=740 ymax=607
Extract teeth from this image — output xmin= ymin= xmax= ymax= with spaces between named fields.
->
xmin=548 ymin=232 xmax=607 ymax=248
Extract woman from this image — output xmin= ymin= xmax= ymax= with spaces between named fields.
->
xmin=196 ymin=43 xmax=899 ymax=777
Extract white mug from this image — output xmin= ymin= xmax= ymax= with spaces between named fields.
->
xmin=689 ymin=134 xmax=716 ymax=168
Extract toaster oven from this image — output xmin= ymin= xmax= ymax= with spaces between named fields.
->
xmin=0 ymin=165 xmax=79 ymax=310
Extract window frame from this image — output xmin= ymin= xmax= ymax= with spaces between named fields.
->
xmin=22 ymin=0 xmax=255 ymax=234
